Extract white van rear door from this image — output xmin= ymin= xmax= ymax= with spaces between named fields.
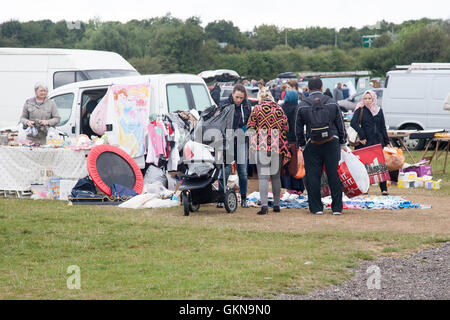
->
xmin=429 ymin=76 xmax=450 ymax=130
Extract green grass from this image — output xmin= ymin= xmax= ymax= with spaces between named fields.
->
xmin=0 ymin=198 xmax=448 ymax=299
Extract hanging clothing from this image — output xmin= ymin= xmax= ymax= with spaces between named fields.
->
xmin=146 ymin=122 xmax=166 ymax=164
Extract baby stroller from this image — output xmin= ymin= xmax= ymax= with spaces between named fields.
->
xmin=179 ymin=105 xmax=238 ymax=216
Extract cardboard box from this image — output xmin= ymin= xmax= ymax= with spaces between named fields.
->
xmin=48 ymin=178 xmax=62 ymax=200
xmin=424 ymin=180 xmax=441 ymax=190
xmin=402 ymin=162 xmax=432 ymax=177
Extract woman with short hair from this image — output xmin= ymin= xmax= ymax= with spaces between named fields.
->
xmin=20 ymin=83 xmax=60 ymax=145
xmin=247 ymin=88 xmax=290 ymax=215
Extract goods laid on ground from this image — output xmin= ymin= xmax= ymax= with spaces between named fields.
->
xmin=246 ymin=192 xmax=431 ymax=211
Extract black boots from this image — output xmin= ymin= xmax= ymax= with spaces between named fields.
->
xmin=257 ymin=206 xmax=268 ymax=215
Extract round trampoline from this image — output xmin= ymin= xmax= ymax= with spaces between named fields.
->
xmin=87 ymin=145 xmax=143 ymax=196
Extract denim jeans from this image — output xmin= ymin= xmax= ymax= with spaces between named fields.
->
xmin=218 ymin=142 xmax=248 ymax=197
xmin=218 ymin=162 xmax=248 ymax=197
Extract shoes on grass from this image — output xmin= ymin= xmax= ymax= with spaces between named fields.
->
xmin=257 ymin=206 xmax=268 ymax=215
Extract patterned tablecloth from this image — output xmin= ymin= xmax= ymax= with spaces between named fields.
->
xmin=0 ymin=146 xmax=89 ymax=191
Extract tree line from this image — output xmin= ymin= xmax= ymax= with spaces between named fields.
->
xmin=1 ymin=15 xmax=449 ymax=80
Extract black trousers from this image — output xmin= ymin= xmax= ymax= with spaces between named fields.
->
xmin=303 ymin=138 xmax=342 ymax=213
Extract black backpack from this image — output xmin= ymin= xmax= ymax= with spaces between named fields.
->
xmin=308 ymin=97 xmax=332 ymax=143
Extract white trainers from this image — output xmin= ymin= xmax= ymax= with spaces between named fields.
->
xmin=333 ymin=212 xmax=342 ymax=215
xmin=312 ymin=211 xmax=323 ymax=215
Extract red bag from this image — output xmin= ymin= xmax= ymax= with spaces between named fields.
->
xmin=338 ymin=161 xmax=363 ymax=198
xmin=352 ymin=144 xmax=390 ymax=185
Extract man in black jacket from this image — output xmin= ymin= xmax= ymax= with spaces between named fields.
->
xmin=295 ymin=77 xmax=348 ymax=215
xmin=208 ymin=82 xmax=221 ymax=106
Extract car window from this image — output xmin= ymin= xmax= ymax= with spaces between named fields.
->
xmin=190 ymin=84 xmax=212 ymax=111
xmin=221 ymin=89 xmax=232 ymax=97
xmin=51 ymin=93 xmax=74 ymax=126
xmin=376 ymin=90 xmax=383 ymax=98
xmin=167 ymin=84 xmax=189 ymax=112
xmin=53 ymin=71 xmax=76 ymax=89
xmin=83 ymin=70 xmax=139 ymax=79
xmin=76 ymin=71 xmax=88 ymax=82
xmin=246 ymin=89 xmax=258 ymax=98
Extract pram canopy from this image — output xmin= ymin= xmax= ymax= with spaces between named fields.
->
xmin=192 ymin=104 xmax=235 ymax=151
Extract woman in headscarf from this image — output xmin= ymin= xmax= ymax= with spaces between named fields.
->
xmin=280 ymin=90 xmax=304 ymax=195
xmin=350 ymin=90 xmax=390 ymax=195
xmin=20 ymin=82 xmax=60 ymax=145
xmin=247 ymin=88 xmax=290 ymax=215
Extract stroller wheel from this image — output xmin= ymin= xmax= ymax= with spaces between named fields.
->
xmin=224 ymin=190 xmax=237 ymax=213
xmin=182 ymin=191 xmax=190 ymax=216
xmin=189 ymin=203 xmax=200 ymax=212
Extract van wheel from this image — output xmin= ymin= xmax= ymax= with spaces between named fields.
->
xmin=402 ymin=125 xmax=425 ymax=151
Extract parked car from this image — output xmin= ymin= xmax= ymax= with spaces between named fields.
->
xmin=338 ymin=88 xmax=384 ymax=112
xmin=219 ymin=86 xmax=259 ymax=106
xmin=47 ymin=74 xmax=214 ymax=153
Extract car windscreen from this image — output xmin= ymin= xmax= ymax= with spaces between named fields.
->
xmin=84 ymin=69 xmax=139 ymax=79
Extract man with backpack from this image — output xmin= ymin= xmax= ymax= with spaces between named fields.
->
xmin=295 ymin=77 xmax=348 ymax=215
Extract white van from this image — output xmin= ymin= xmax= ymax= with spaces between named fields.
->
xmin=47 ymin=74 xmax=214 ymax=139
xmin=383 ymin=63 xmax=450 ymax=150
xmin=0 ymin=48 xmax=139 ymax=129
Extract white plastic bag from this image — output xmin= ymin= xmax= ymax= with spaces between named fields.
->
xmin=144 ymin=165 xmax=168 ymax=188
xmin=338 ymin=150 xmax=370 ymax=197
xmin=183 ymin=140 xmax=215 ymax=162
xmin=89 ymin=91 xmax=109 ymax=135
xmin=18 ymin=124 xmax=28 ymax=141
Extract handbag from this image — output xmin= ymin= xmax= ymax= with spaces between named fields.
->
xmin=347 ymin=107 xmax=364 ymax=147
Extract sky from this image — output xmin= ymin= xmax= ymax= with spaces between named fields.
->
xmin=1 ymin=0 xmax=449 ymax=31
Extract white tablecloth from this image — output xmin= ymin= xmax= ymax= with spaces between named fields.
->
xmin=0 ymin=146 xmax=89 ymax=191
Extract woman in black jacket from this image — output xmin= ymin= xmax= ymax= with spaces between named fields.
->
xmin=350 ymin=90 xmax=390 ymax=195
xmin=281 ymin=90 xmax=304 ymax=194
